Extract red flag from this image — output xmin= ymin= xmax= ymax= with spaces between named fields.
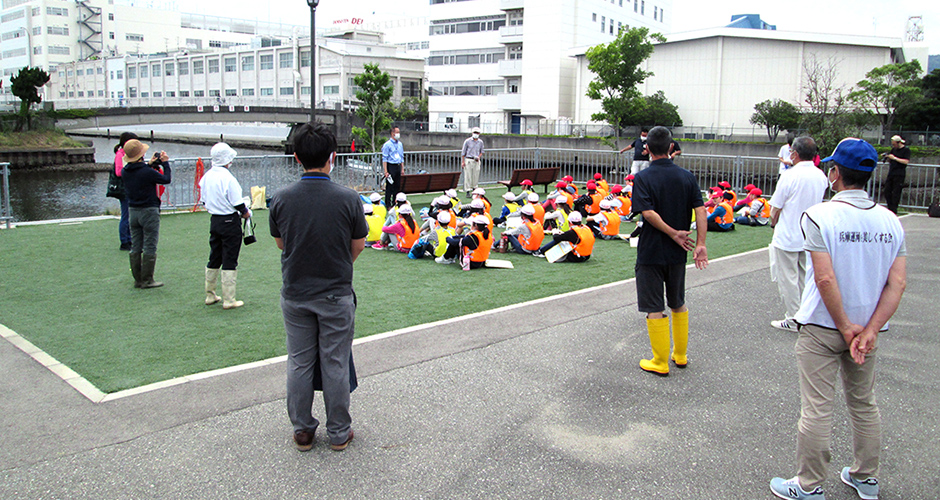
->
xmin=351 ymin=139 xmax=355 ymax=152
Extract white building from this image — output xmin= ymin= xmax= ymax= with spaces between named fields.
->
xmin=0 ymin=0 xmax=301 ymax=108
xmin=570 ymin=28 xmax=927 ymax=139
xmin=427 ymin=0 xmax=672 ymax=134
xmin=47 ymin=30 xmax=425 ymax=110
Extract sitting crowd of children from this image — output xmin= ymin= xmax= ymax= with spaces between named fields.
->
xmin=703 ymin=181 xmax=771 ymax=231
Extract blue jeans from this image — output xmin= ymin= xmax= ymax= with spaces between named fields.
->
xmin=119 ymin=197 xmax=131 ymax=245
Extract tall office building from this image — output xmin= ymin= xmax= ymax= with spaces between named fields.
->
xmin=427 ymin=0 xmax=671 ymax=134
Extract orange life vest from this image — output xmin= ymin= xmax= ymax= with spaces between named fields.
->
xmin=572 ymin=225 xmax=595 ymax=257
xmin=726 ymin=190 xmax=737 ymax=208
xmin=520 ymin=220 xmax=545 ymax=251
xmin=586 ymin=193 xmax=602 ymax=215
xmin=447 ymin=209 xmax=457 ymax=228
xmin=399 ymin=218 xmax=420 ymax=249
xmin=615 ymin=195 xmax=632 ymax=216
xmin=596 ymin=180 xmax=609 ymax=194
xmin=717 ymin=202 xmax=734 ymax=225
xmin=601 ymin=211 xmax=620 ymax=236
xmin=468 ymin=229 xmax=494 ymax=262
xmin=754 ymin=197 xmax=771 ymax=218
xmin=531 ymin=202 xmax=546 ymax=223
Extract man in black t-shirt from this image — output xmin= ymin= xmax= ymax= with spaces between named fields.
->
xmin=269 ymin=122 xmax=368 ymax=453
xmin=620 ymin=128 xmax=650 ymax=174
xmin=631 ymin=126 xmax=708 ymax=377
xmin=883 ymin=134 xmax=911 ymax=214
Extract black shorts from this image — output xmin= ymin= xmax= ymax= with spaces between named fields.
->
xmin=635 ymin=263 xmax=687 ymax=313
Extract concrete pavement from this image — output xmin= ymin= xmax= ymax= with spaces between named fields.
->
xmin=1 ymin=215 xmax=938 ymax=499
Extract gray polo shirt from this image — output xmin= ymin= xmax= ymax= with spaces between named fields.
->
xmin=269 ymin=172 xmax=368 ymax=300
xmin=462 ymin=137 xmax=484 ymax=160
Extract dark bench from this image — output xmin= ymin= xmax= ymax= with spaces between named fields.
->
xmin=497 ymin=167 xmax=560 ymax=192
xmin=398 ymin=172 xmax=462 ymax=194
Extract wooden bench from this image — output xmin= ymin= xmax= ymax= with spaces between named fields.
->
xmin=497 ymin=167 xmax=560 ymax=192
xmin=397 ymin=171 xmax=462 ymax=194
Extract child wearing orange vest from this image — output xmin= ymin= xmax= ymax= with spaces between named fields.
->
xmin=503 ymin=204 xmax=545 ymax=255
xmin=381 ymin=204 xmax=421 ymax=251
xmin=534 ymin=211 xmax=595 ymax=262
xmin=436 ymin=215 xmax=493 ymax=269
xmin=587 ymin=199 xmax=622 ymax=240
xmin=593 ymin=173 xmax=610 ymax=197
xmin=733 ymin=188 xmax=771 ymax=226
xmin=705 ymin=192 xmax=735 ymax=232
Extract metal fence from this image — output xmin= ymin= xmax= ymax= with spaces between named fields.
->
xmin=152 ymin=150 xmax=939 ymax=213
xmin=1 ymin=163 xmax=11 ymax=229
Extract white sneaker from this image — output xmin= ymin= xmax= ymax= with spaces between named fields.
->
xmin=435 ymin=256 xmax=455 ymax=265
xmin=771 ymin=318 xmax=799 ymax=332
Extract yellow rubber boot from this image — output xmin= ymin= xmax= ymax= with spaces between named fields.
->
xmin=671 ymin=310 xmax=689 ymax=368
xmin=640 ymin=317 xmax=670 ymax=376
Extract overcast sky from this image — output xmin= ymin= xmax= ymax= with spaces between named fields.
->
xmin=189 ymin=0 xmax=939 ymax=54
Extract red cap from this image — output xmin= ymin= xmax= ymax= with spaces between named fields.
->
xmin=625 ymin=174 xmax=634 ymax=181
xmin=710 ymin=186 xmax=723 ymax=193
xmin=744 ymin=184 xmax=756 ymax=192
xmin=586 ymin=181 xmax=597 ymax=190
xmin=718 ymin=181 xmax=731 ymax=189
xmin=594 ymin=173 xmax=602 ymax=180
xmin=750 ymin=188 xmax=762 ymax=196
xmin=563 ymin=175 xmax=573 ymax=182
xmin=521 ymin=179 xmax=533 ymax=186
xmin=556 ymin=181 xmax=567 ymax=189
xmin=611 ymin=184 xmax=623 ymax=194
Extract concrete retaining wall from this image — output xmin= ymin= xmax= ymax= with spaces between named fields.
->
xmin=0 ymin=148 xmax=96 ymax=168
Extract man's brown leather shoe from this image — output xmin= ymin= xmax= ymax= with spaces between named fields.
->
xmin=330 ymin=430 xmax=354 ymax=451
xmin=293 ymin=430 xmax=314 ymax=452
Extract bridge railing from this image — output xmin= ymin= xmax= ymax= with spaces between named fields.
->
xmin=52 ymin=96 xmax=346 ymax=111
xmin=155 ymin=150 xmax=939 ymax=212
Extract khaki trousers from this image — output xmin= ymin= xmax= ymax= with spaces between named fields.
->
xmin=796 ymin=324 xmax=881 ymax=489
xmin=769 ymin=245 xmax=806 ymax=319
xmin=463 ymin=158 xmax=481 ymax=192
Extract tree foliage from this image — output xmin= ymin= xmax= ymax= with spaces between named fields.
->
xmin=750 ymin=99 xmax=800 ymax=142
xmin=626 ymin=91 xmax=682 ymax=128
xmin=391 ymin=96 xmax=428 ymax=122
xmin=351 ymin=63 xmax=394 ymax=152
xmin=10 ymin=66 xmax=50 ymax=131
xmin=893 ymin=68 xmax=940 ymax=131
xmin=847 ymin=60 xmax=923 ymax=144
xmin=585 ymin=27 xmax=665 ymax=135
xmin=799 ymin=54 xmax=852 ymax=154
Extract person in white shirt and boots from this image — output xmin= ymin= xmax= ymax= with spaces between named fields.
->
xmin=770 ymin=137 xmax=906 ymax=500
xmin=199 ymin=143 xmax=251 ymax=309
xmin=769 ymin=136 xmax=827 ymax=331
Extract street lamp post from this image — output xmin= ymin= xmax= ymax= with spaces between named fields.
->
xmin=306 ymin=0 xmax=319 ymax=122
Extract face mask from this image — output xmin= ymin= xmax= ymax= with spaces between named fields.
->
xmin=472 ymin=133 xmax=480 ymax=139
xmin=827 ymin=169 xmax=836 ymax=192
xmin=394 ymin=133 xmax=401 ymax=140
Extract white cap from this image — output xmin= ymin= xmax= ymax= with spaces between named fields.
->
xmin=445 ymin=189 xmax=457 ymax=198
xmin=555 ymin=195 xmax=568 ymax=204
xmin=470 ymin=215 xmax=489 ymax=226
xmin=398 ymin=204 xmax=414 ymax=215
xmin=567 ymin=211 xmax=583 ymax=224
xmin=520 ymin=204 xmax=535 ymax=216
xmin=363 ymin=203 xmax=373 ymax=214
xmin=395 ymin=192 xmax=408 ymax=202
xmin=470 ymin=199 xmax=485 ymax=209
xmin=210 ymin=142 xmax=237 ymax=168
xmin=472 ymin=188 xmax=486 ymax=195
xmin=435 ymin=195 xmax=451 ymax=207
xmin=369 ymin=192 xmax=382 ymax=202
xmin=437 ymin=211 xmax=451 ymax=224
xmin=599 ymin=199 xmax=611 ymax=210
xmin=502 ymin=191 xmax=516 ymax=201
xmin=610 ymin=198 xmax=623 ymax=208
xmin=527 ymin=193 xmax=539 ymax=203
xmin=472 ymin=127 xmax=482 ymax=134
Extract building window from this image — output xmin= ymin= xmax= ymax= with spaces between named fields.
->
xmin=323 ymin=85 xmax=339 ymax=95
xmin=140 ymin=65 xmax=148 ymax=78
xmin=127 ymin=66 xmax=136 ymax=79
xmin=179 ymin=90 xmax=190 ymax=97
xmin=260 ymin=88 xmax=273 ymax=96
xmin=193 ymin=60 xmax=204 ymax=75
xmin=126 ymin=33 xmax=144 ymax=42
xmin=402 ymin=80 xmax=421 ymax=97
xmin=641 ymin=0 xmax=645 ymax=15
xmin=186 ymin=38 xmax=203 ymax=50
xmin=659 ymin=8 xmax=664 ymax=22
xmin=152 ymin=63 xmax=161 ymax=77
xmin=164 ymin=63 xmax=173 ymax=76
xmin=279 ymin=52 xmax=293 ymax=69
xmin=60 ymin=91 xmax=66 ymax=98
xmin=259 ymin=54 xmax=274 ymax=70
xmin=301 ymin=86 xmax=311 ymax=95
xmin=209 ymin=89 xmax=221 ymax=97
xmin=224 ymin=57 xmax=236 ymax=72
xmin=508 ymin=11 xmax=523 ymax=26
xmin=109 ymin=32 xmax=115 ymax=39
xmin=634 ymin=0 xmax=638 ymax=12
xmin=77 ymin=91 xmax=84 ymax=97
xmin=209 ymin=40 xmax=221 ymax=48
xmin=117 ymin=69 xmax=123 ymax=79
xmin=429 ymin=15 xmax=506 ymax=35
xmin=33 ymin=46 xmax=42 ymax=55
xmin=129 ymin=88 xmax=137 ymax=97
xmin=194 ymin=90 xmax=205 ymax=97
xmin=241 ymin=56 xmax=254 ymax=71
xmin=601 ymin=16 xmax=605 ymax=32
xmin=508 ymin=45 xmax=522 ymax=60
xmin=178 ymin=62 xmax=188 ymax=75
xmin=592 ymin=13 xmax=596 ymax=21
xmin=225 ymin=89 xmax=237 ymax=96
xmin=300 ymin=50 xmax=311 ymax=67
xmin=32 ymin=7 xmax=39 ymax=16
xmin=32 ymin=26 xmax=41 ymax=35
xmin=279 ymin=87 xmax=294 ymax=96
xmin=46 ymin=7 xmax=68 ymax=16
xmin=98 ymin=90 xmax=104 ymax=97
xmin=47 ymin=26 xmax=70 ymax=36
xmin=610 ymin=22 xmax=614 ymax=35
xmin=48 ymin=46 xmax=70 ymax=55
xmin=108 ymin=13 xmax=113 ymax=20
xmin=242 ymin=88 xmax=254 ymax=96
xmin=110 ymin=70 xmax=114 ymax=80
xmin=153 ymin=91 xmax=162 ymax=97
xmin=68 ymin=92 xmax=74 ymax=98
xmin=166 ymin=91 xmax=175 ymax=97
xmin=97 ymin=67 xmax=103 ymax=74
xmin=208 ymin=59 xmax=219 ymax=73
xmin=141 ymin=92 xmax=149 ymax=98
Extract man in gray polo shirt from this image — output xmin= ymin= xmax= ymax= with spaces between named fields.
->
xmin=269 ymin=121 xmax=368 ymax=452
xmin=461 ymin=127 xmax=485 ymax=194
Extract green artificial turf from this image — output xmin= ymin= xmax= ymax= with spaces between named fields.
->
xmin=0 ymin=194 xmax=772 ymax=393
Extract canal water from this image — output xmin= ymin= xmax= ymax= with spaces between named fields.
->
xmin=6 ymin=124 xmax=288 ymax=222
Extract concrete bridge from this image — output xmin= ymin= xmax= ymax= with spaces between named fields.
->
xmin=55 ymin=105 xmax=352 ymax=132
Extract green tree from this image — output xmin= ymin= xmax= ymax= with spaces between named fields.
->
xmin=10 ymin=66 xmax=50 ymax=131
xmin=351 ymin=63 xmax=394 ymax=152
xmin=799 ymin=54 xmax=852 ymax=154
xmin=585 ymin=27 xmax=665 ymax=140
xmin=391 ymin=96 xmax=428 ymax=122
xmin=848 ymin=60 xmax=923 ymax=144
xmin=749 ymin=98 xmax=800 ymax=142
xmin=894 ymin=68 xmax=940 ymax=131
xmin=626 ymin=91 xmax=682 ymax=128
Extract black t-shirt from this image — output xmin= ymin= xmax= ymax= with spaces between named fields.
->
xmin=269 ymin=172 xmax=368 ymax=300
xmin=632 ymin=158 xmax=704 ymax=266
xmin=888 ymin=146 xmax=911 ymax=177
xmin=631 ymin=138 xmax=650 ymax=161
xmin=671 ymin=140 xmax=681 ymax=153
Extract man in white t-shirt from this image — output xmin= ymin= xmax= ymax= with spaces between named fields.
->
xmin=770 ymin=138 xmax=906 ymax=500
xmin=768 ymin=136 xmax=827 ymax=331
xmin=778 ymin=133 xmax=794 ymax=175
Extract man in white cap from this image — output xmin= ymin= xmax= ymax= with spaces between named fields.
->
xmin=770 ymin=137 xmax=906 ymax=500
xmin=199 ymin=143 xmax=251 ymax=308
xmin=882 ymin=134 xmax=910 ymax=214
xmin=461 ymin=126 xmax=485 ymax=194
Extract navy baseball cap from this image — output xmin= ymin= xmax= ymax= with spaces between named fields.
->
xmin=820 ymin=138 xmax=878 ymax=172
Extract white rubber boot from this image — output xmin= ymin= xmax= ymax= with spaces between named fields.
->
xmin=221 ymin=270 xmax=244 ymax=309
